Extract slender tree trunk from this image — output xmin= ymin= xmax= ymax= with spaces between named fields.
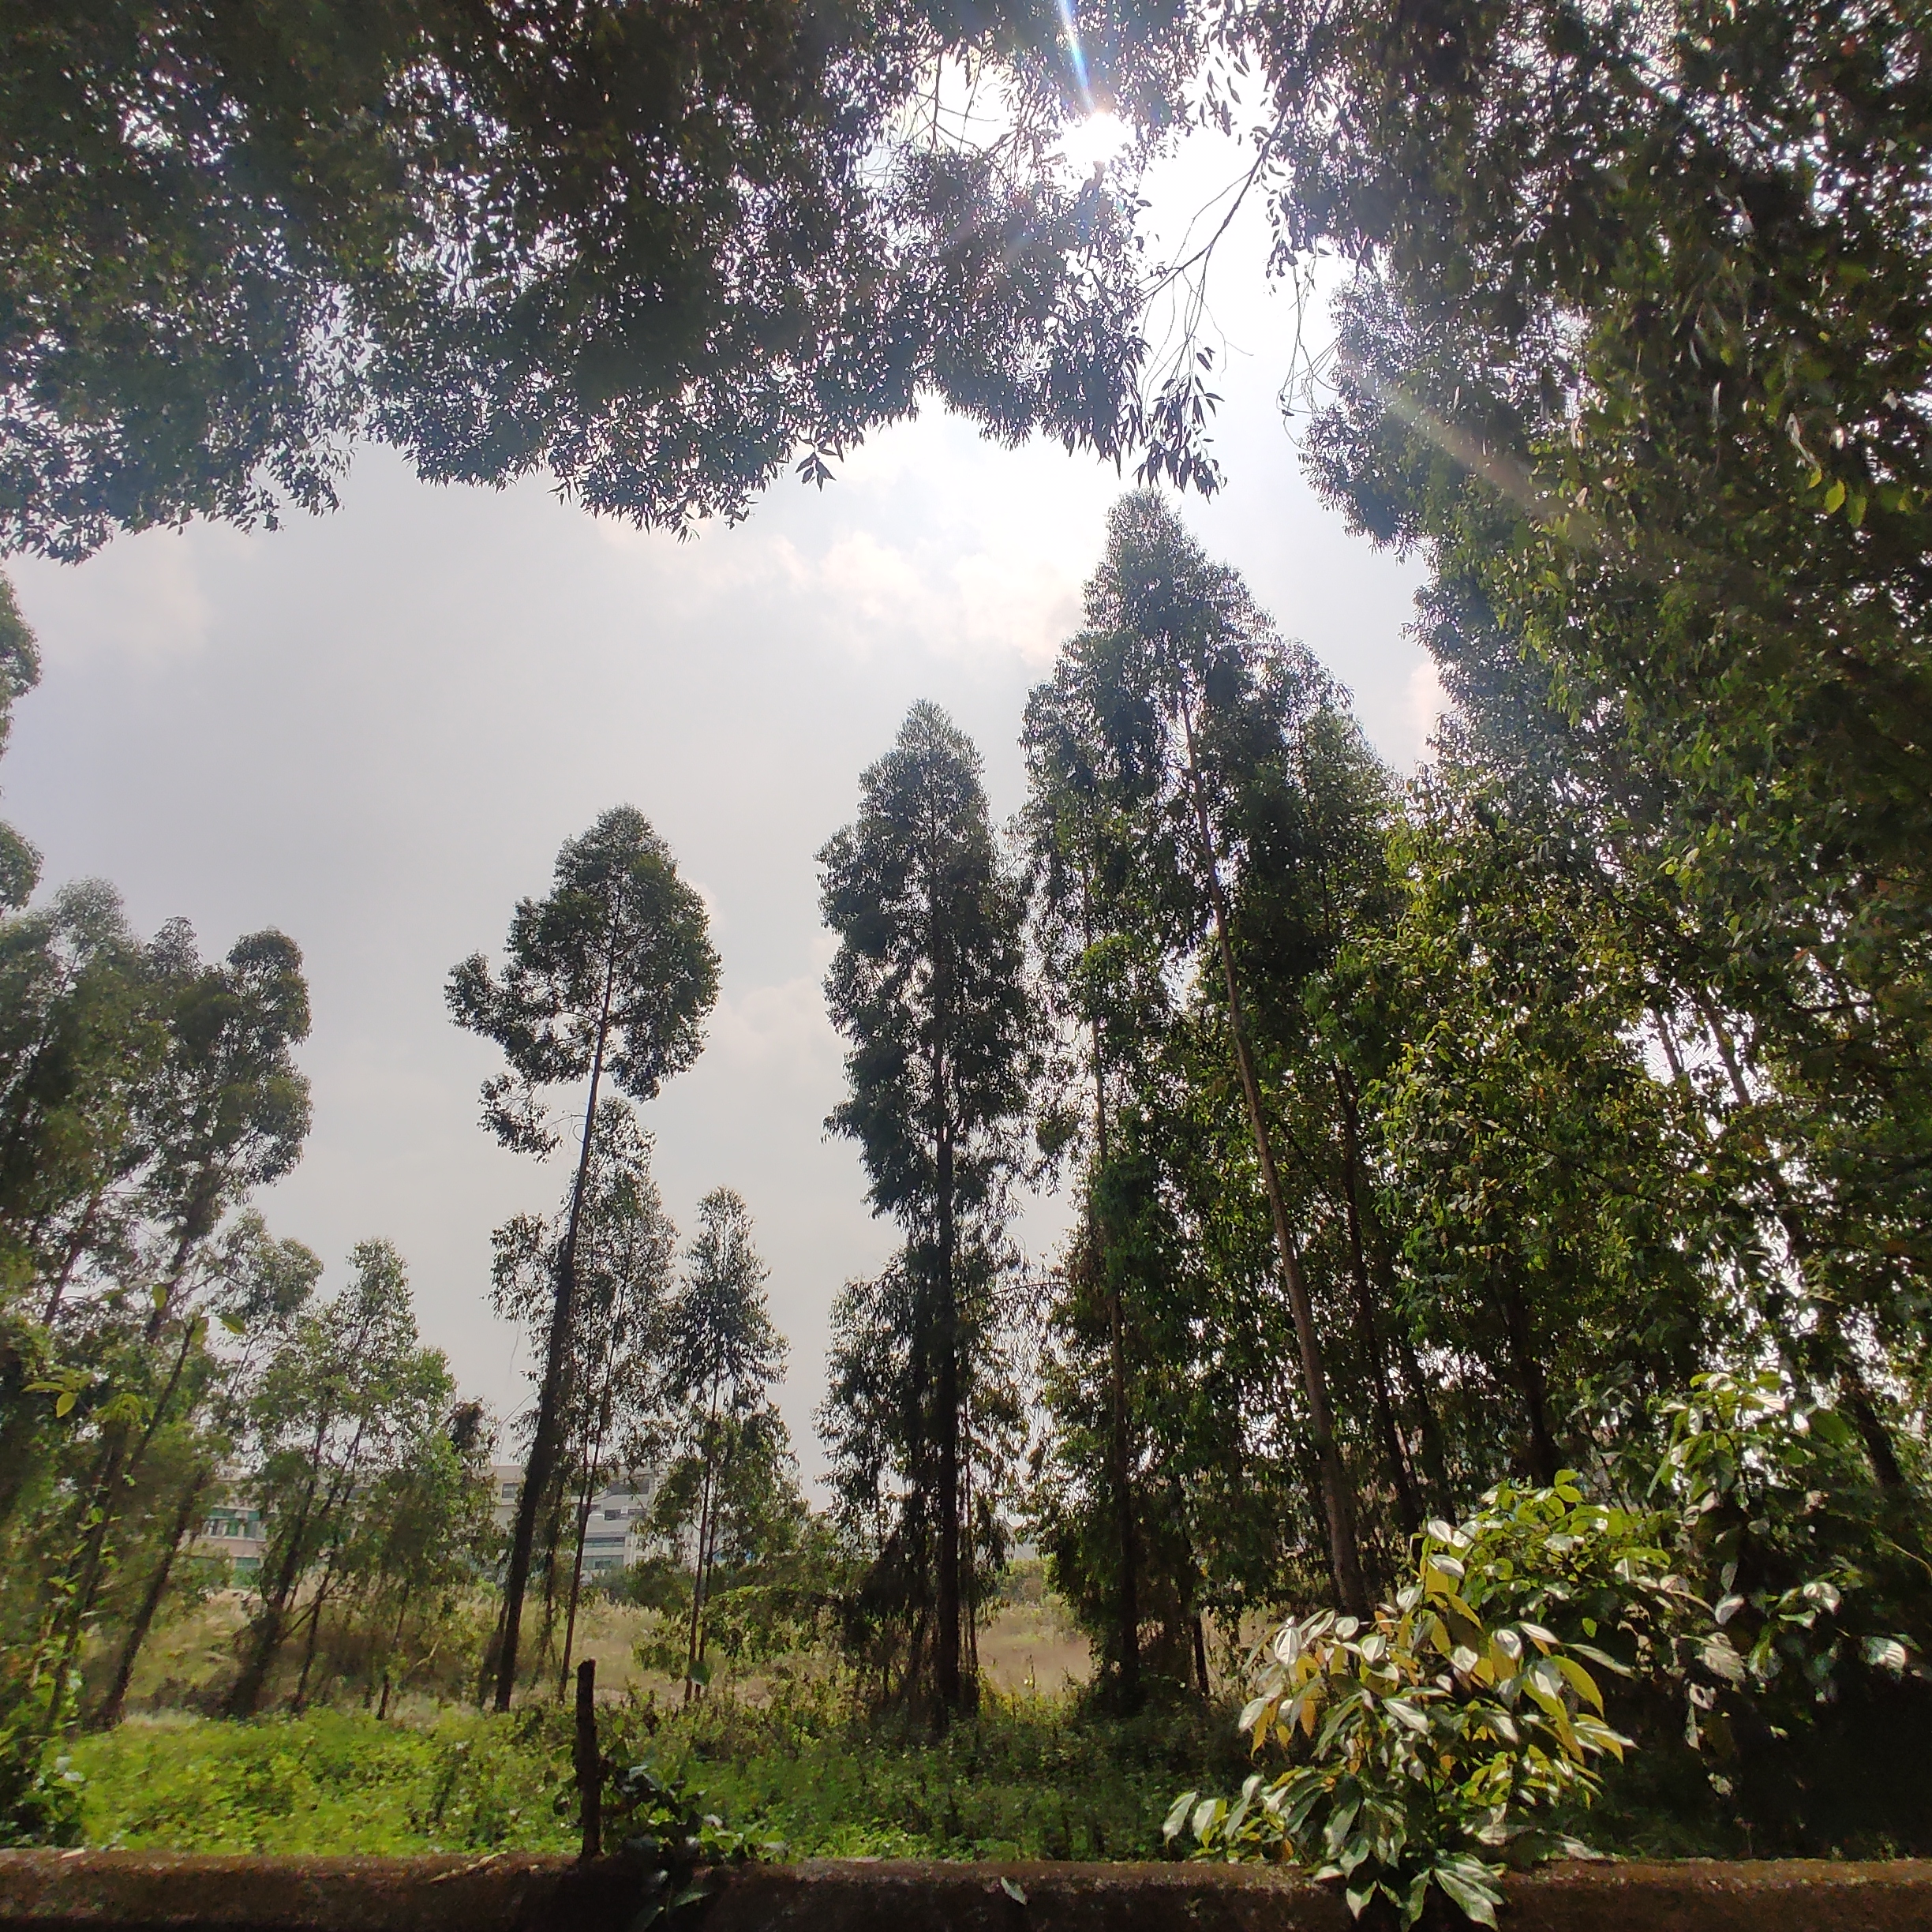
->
xmin=559 ymin=1473 xmax=598 ymax=1702
xmin=496 ymin=945 xmax=618 ymax=1712
xmin=227 ymin=1411 xmax=358 ymax=1717
xmin=532 ymin=1473 xmax=569 ymax=1689
xmin=42 ymin=1186 xmax=107 ymax=1326
xmin=1335 ymin=1073 xmax=1422 ymax=1538
xmin=1175 ymin=696 xmax=1368 ymax=1615
xmin=560 ymin=1357 xmax=618 ymax=1700
xmin=477 ymin=1599 xmax=507 ymax=1710
xmin=1694 ymin=998 xmax=1911 ymax=1493
xmin=1391 ymin=1328 xmax=1451 ymax=1508
xmin=683 ymin=1374 xmax=722 ymax=1703
xmin=1090 ymin=1002 xmax=1140 ymax=1707
xmin=376 ymin=1589 xmax=411 ymax=1717
xmin=226 ymin=1501 xmax=314 ymax=1717
xmin=92 ymin=1465 xmax=212 ymax=1728
xmin=1496 ymin=1281 xmax=1560 ymax=1485
xmin=290 ymin=1563 xmax=338 ymax=1711
xmin=934 ymin=1106 xmax=963 ymax=1713
xmin=60 ymin=1316 xmax=204 ymax=1676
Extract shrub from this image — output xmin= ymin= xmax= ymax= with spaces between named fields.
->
xmin=1166 ymin=1499 xmax=1629 ymax=1926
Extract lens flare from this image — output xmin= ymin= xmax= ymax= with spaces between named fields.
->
xmin=1054 ymin=0 xmax=1094 ymax=110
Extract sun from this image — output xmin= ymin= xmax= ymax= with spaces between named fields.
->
xmin=1056 ymin=110 xmax=1130 ymax=177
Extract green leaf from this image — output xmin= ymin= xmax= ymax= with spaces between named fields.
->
xmin=1433 ymin=1862 xmax=1502 ymax=1927
xmin=999 ymin=1878 xmax=1028 ymax=1905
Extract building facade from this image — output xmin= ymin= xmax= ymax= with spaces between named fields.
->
xmin=489 ymin=1466 xmax=653 ymax=1579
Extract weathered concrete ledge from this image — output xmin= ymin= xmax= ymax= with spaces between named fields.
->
xmin=1 ymin=1852 xmax=1928 ymax=1932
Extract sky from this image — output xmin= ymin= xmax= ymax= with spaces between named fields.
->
xmin=2 ymin=140 xmax=1433 ymax=1493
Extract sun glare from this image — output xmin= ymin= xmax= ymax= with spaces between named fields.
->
xmin=1057 ymin=110 xmax=1130 ymax=176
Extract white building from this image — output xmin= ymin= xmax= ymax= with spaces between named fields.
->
xmin=489 ymin=1465 xmax=653 ymax=1580
xmin=198 ymin=1482 xmax=265 ymax=1582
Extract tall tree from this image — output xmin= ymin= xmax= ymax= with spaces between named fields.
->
xmin=657 ymin=1189 xmax=782 ymax=1702
xmin=91 ymin=1215 xmax=320 ymax=1728
xmin=1036 ymin=492 xmax=1370 ymax=1614
xmin=489 ymin=1099 xmax=676 ymax=1697
xmin=449 ymin=806 xmax=717 ymax=1710
xmin=819 ymin=702 xmax=1034 ymax=1714
xmin=55 ymin=921 xmax=311 ymax=1666
xmin=225 ymin=1239 xmax=448 ymax=1716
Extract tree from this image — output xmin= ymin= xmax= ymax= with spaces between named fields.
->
xmin=449 ymin=805 xmax=717 ymax=1710
xmin=819 ymin=702 xmax=1034 ymax=1713
xmin=1248 ymin=0 xmax=1932 ymax=1488
xmin=1035 ymin=492 xmax=1371 ymax=1615
xmin=657 ymin=1188 xmax=782 ymax=1701
xmin=1022 ymin=635 xmax=1181 ymax=1703
xmin=54 ymin=921 xmax=311 ymax=1667
xmin=0 ymin=0 xmax=1210 ymax=560
xmin=489 ymin=1099 xmax=676 ymax=1697
xmin=91 ymin=1214 xmax=321 ymax=1728
xmin=0 ymin=577 xmax=40 ymax=906
xmin=225 ymin=1239 xmax=450 ymax=1716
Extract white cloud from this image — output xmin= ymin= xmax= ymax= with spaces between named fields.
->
xmin=704 ymin=973 xmax=842 ymax=1088
xmin=1404 ymin=657 xmax=1451 ymax=767
xmin=9 ymin=524 xmax=247 ymax=666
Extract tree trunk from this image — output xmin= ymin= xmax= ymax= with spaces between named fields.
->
xmin=559 ymin=1470 xmax=598 ymax=1702
xmin=934 ymin=1106 xmax=963 ymax=1713
xmin=227 ymin=1410 xmax=358 ymax=1717
xmin=92 ymin=1465 xmax=212 ymax=1728
xmin=290 ymin=1535 xmax=347 ymax=1711
xmin=1176 ymin=695 xmax=1367 ymax=1616
xmin=1090 ymin=1007 xmax=1140 ymax=1708
xmin=560 ymin=1352 xmax=618 ymax=1701
xmin=59 ymin=1315 xmax=203 ymax=1672
xmin=1498 ymin=1282 xmax=1560 ymax=1485
xmin=676 ymin=1375 xmax=714 ymax=1708
xmin=1335 ymin=1071 xmax=1423 ymax=1539
xmin=495 ymin=945 xmax=618 ymax=1712
xmin=376 ymin=1590 xmax=412 ymax=1717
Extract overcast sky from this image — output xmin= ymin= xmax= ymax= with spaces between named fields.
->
xmin=4 ymin=147 xmax=1432 ymax=1492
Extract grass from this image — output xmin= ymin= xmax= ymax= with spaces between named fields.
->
xmin=66 ymin=1679 xmax=1245 ymax=1860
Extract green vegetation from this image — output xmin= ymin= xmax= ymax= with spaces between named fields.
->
xmin=66 ymin=1689 xmax=1244 ymax=1863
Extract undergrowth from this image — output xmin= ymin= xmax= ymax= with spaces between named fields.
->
xmin=68 ymin=1679 xmax=1247 ymax=1859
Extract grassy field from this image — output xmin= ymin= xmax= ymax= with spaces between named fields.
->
xmin=67 ymin=1683 xmax=1244 ymax=1860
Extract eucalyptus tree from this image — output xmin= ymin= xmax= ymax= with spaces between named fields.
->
xmin=657 ymin=1189 xmax=782 ymax=1701
xmin=1021 ymin=657 xmax=1181 ymax=1703
xmin=0 ymin=577 xmax=39 ymax=907
xmin=450 ymin=806 xmax=717 ymax=1709
xmin=1252 ymin=0 xmax=1932 ymax=1485
xmin=53 ymin=923 xmax=311 ymax=1667
xmin=489 ymin=1099 xmax=676 ymax=1695
xmin=91 ymin=1216 xmax=320 ymax=1728
xmin=1039 ymin=492 xmax=1369 ymax=1615
xmin=341 ymin=1398 xmax=498 ymax=1719
xmin=819 ymin=703 xmax=1035 ymax=1713
xmin=225 ymin=1239 xmax=448 ymax=1716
